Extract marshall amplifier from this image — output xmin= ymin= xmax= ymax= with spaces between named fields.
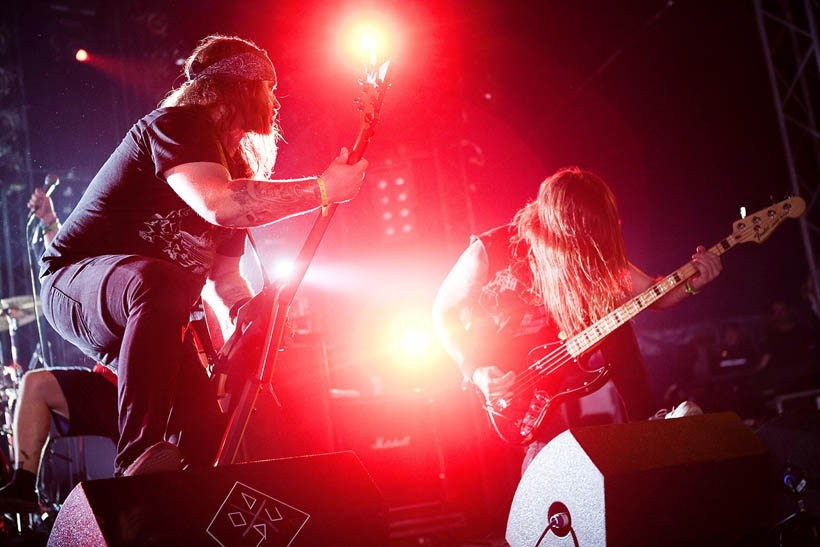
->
xmin=330 ymin=393 xmax=445 ymax=509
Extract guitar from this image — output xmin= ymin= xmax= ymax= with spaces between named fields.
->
xmin=482 ymin=196 xmax=806 ymax=444
xmin=213 ymin=60 xmax=391 ymax=466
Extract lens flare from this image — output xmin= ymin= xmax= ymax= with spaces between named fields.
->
xmin=401 ymin=328 xmax=430 ymax=356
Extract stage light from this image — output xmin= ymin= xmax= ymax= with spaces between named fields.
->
xmin=352 ymin=26 xmax=385 ymax=63
xmin=370 ymin=164 xmax=418 ymax=241
xmin=75 ymin=49 xmax=89 ymax=62
xmin=359 ymin=33 xmax=379 ymax=55
xmin=337 ymin=10 xmax=397 ymax=65
xmin=401 ymin=328 xmax=429 ymax=356
xmin=274 ymin=259 xmax=295 ymax=281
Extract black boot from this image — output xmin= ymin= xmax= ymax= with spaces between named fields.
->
xmin=0 ymin=469 xmax=39 ymax=513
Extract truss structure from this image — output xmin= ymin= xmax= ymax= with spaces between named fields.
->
xmin=0 ymin=12 xmax=34 ymax=300
xmin=755 ymin=0 xmax=820 ymax=309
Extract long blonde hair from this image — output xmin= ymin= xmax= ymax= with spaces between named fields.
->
xmin=161 ymin=34 xmax=280 ymax=178
xmin=513 ymin=167 xmax=631 ymax=336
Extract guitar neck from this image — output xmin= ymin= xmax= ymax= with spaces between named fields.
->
xmin=566 ymin=235 xmax=737 ymax=356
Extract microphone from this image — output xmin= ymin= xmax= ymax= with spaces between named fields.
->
xmin=26 ymin=173 xmax=61 ymax=227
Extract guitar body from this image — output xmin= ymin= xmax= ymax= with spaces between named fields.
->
xmin=485 ymin=342 xmax=611 ymax=444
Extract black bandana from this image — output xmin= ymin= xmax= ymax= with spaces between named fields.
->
xmin=189 ymin=52 xmax=276 ymax=82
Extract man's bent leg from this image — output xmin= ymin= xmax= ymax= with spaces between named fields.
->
xmin=41 ymin=256 xmax=200 ymax=475
xmin=12 ymin=371 xmax=69 ymax=474
xmin=0 ymin=370 xmax=69 ymax=512
xmin=109 ymin=258 xmax=200 ymax=474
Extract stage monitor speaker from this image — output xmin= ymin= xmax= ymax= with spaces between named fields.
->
xmin=48 ymin=451 xmax=386 ymax=546
xmin=506 ymin=412 xmax=773 ymax=547
xmin=755 ymin=409 xmax=820 ymax=521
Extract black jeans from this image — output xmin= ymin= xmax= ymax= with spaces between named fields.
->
xmin=41 ymin=255 xmax=225 ymax=474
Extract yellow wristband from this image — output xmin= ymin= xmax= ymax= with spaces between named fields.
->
xmin=316 ymin=176 xmax=329 ymax=217
xmin=43 ymin=219 xmax=60 ymax=232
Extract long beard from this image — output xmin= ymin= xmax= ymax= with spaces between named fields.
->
xmin=246 ymin=104 xmax=276 ymax=135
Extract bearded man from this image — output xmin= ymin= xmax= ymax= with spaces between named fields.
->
xmin=29 ymin=34 xmax=368 ymax=481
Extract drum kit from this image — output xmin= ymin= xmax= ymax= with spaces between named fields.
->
xmin=0 ymin=294 xmax=42 ymax=470
xmin=0 ymin=293 xmax=109 ymax=526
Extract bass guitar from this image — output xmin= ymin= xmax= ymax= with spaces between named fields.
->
xmin=482 ymin=196 xmax=805 ymax=444
xmin=214 ymin=60 xmax=391 ymax=465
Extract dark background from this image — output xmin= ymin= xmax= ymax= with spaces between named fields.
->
xmin=1 ymin=0 xmax=816 ymax=540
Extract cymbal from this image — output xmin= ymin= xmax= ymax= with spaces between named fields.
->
xmin=0 ymin=295 xmax=42 ymax=332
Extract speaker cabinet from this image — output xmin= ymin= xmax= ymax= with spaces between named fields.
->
xmin=331 ymin=394 xmax=444 ymax=508
xmin=506 ymin=412 xmax=773 ymax=547
xmin=48 ymin=451 xmax=386 ymax=546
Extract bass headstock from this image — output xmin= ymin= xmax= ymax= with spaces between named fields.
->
xmin=351 ymin=60 xmax=390 ymax=158
xmin=732 ymin=196 xmax=806 ymax=244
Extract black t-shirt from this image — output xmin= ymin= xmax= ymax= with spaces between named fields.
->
xmin=475 ymin=224 xmax=656 ymax=429
xmin=41 ymin=106 xmax=245 ymax=283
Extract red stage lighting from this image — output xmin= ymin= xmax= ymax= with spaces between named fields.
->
xmin=338 ymin=11 xmax=396 ymax=64
xmin=383 ymin=312 xmax=438 ymax=369
xmin=401 ymin=328 xmax=430 ymax=356
xmin=74 ymin=49 xmax=89 ymax=62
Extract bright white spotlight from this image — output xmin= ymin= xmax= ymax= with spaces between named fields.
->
xmin=401 ymin=328 xmax=429 ymax=356
xmin=274 ymin=259 xmax=295 ymax=281
xmin=338 ymin=11 xmax=396 ymax=65
xmin=360 ymin=33 xmax=379 ymax=54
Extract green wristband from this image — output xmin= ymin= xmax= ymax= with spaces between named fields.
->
xmin=684 ymin=279 xmax=700 ymax=296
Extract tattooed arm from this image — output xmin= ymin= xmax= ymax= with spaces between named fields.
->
xmin=165 ymin=147 xmax=367 ymax=228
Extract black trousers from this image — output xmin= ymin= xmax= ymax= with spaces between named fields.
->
xmin=41 ymin=255 xmax=225 ymax=474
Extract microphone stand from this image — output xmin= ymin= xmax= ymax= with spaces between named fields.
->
xmin=24 ymin=224 xmax=49 ymax=369
xmin=23 ymin=177 xmax=60 ymax=370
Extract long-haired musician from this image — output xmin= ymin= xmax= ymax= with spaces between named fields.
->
xmin=433 ymin=167 xmax=722 ymax=468
xmin=37 ymin=34 xmax=367 ymax=478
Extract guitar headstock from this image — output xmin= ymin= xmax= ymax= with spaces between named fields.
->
xmin=732 ymin=196 xmax=806 ymax=244
xmin=353 ymin=61 xmax=391 ymax=144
